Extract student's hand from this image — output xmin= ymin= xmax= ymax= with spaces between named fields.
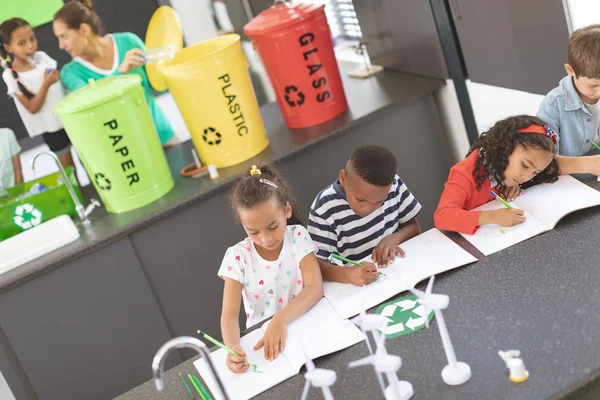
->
xmin=493 ymin=208 xmax=526 ymax=227
xmin=43 ymin=69 xmax=59 ymax=86
xmin=118 ymin=48 xmax=146 ymax=74
xmin=585 ymin=155 xmax=600 ymax=177
xmin=225 ymin=345 xmax=249 ymax=374
xmin=345 ymin=261 xmax=379 ymax=286
xmin=498 ymin=185 xmax=523 ymax=203
xmin=372 ymin=236 xmax=406 ymax=267
xmin=254 ymin=316 xmax=287 ymax=361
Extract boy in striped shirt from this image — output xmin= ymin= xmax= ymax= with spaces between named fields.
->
xmin=307 ymin=145 xmax=422 ymax=286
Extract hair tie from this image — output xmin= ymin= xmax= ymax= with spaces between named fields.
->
xmin=259 ymin=178 xmax=278 ymax=188
xmin=518 ymin=124 xmax=558 ymax=145
xmin=250 ymin=165 xmax=261 ymax=176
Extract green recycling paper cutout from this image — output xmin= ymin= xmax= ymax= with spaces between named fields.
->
xmin=375 ymin=294 xmax=434 ymax=338
xmin=13 ymin=203 xmax=43 ymax=230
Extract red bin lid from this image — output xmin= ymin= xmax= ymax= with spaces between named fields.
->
xmin=244 ymin=1 xmax=324 ymax=36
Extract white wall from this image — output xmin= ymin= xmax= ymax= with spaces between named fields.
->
xmin=169 ymin=0 xmax=219 ymax=45
xmin=567 ymin=0 xmax=600 ymax=31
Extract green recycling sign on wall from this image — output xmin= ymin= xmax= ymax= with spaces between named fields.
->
xmin=375 ymin=295 xmax=434 ymax=338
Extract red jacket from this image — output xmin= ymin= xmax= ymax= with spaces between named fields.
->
xmin=434 ymin=149 xmax=494 ymax=234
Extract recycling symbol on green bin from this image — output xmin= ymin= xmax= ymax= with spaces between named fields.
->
xmin=13 ymin=203 xmax=43 ymax=230
xmin=94 ymin=173 xmax=111 ymax=191
xmin=375 ymin=295 xmax=434 ymax=338
xmin=203 ymin=127 xmax=222 ymax=146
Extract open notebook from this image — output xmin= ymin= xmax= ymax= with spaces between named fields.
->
xmin=323 ymin=228 xmax=478 ymax=320
xmin=461 ymin=175 xmax=600 ymax=256
xmin=195 ymin=299 xmax=364 ymax=400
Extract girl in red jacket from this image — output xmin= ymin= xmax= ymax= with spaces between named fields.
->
xmin=434 ymin=115 xmax=559 ymax=234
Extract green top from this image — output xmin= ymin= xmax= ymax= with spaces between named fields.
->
xmin=55 ymin=75 xmax=143 ymax=114
xmin=59 ymin=32 xmax=175 ymax=145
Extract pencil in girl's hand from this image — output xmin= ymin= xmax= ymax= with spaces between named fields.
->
xmin=197 ymin=329 xmax=258 ymax=370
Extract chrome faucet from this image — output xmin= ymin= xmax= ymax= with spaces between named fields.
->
xmin=31 ymin=151 xmax=100 ymax=225
xmin=152 ymin=336 xmax=230 ymax=399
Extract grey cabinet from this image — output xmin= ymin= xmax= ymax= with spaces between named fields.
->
xmin=452 ymin=0 xmax=569 ymax=94
xmin=353 ymin=0 xmax=449 ymax=80
xmin=0 ymin=238 xmax=179 ymax=400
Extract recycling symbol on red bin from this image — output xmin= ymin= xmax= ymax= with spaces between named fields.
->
xmin=203 ymin=127 xmax=222 ymax=146
xmin=284 ymin=85 xmax=305 ymax=107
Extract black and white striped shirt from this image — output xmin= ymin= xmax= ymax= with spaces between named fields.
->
xmin=307 ymin=175 xmax=421 ymax=262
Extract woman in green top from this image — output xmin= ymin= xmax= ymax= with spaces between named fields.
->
xmin=52 ymin=0 xmax=178 ymax=147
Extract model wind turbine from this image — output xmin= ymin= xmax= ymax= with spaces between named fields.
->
xmin=350 ymin=285 xmax=389 ymax=393
xmin=406 ymin=275 xmax=471 ymax=385
xmin=348 ymin=320 xmax=414 ymax=400
xmin=300 ymin=344 xmax=337 ymax=400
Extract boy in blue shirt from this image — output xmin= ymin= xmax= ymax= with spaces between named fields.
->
xmin=538 ymin=24 xmax=600 ymax=157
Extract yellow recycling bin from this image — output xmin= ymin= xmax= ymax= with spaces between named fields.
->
xmin=158 ymin=34 xmax=269 ymax=168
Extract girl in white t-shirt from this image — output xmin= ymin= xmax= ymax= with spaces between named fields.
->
xmin=219 ymin=164 xmax=324 ymax=373
xmin=0 ymin=18 xmax=76 ymax=171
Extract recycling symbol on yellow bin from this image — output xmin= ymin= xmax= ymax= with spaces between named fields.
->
xmin=375 ymin=294 xmax=434 ymax=338
xmin=13 ymin=203 xmax=43 ymax=230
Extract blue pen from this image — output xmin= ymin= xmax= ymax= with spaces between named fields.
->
xmin=47 ymin=68 xmax=53 ymax=74
xmin=489 ymin=190 xmax=513 ymax=209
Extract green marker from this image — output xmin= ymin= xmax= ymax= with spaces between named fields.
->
xmin=188 ymin=374 xmax=206 ymax=400
xmin=192 ymin=374 xmax=212 ymax=400
xmin=197 ymin=329 xmax=258 ymax=371
xmin=179 ymin=373 xmax=194 ymax=399
xmin=330 ymin=252 xmax=362 ymax=266
xmin=490 ymin=190 xmax=513 ymax=209
xmin=591 ymin=141 xmax=600 ymax=151
xmin=329 ymin=252 xmax=383 ymax=275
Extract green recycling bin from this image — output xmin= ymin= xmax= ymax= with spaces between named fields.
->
xmin=0 ymin=166 xmax=82 ymax=241
xmin=54 ymin=75 xmax=174 ymax=213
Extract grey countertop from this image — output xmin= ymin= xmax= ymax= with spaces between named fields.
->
xmin=116 ymin=176 xmax=600 ymax=400
xmin=0 ymin=70 xmax=443 ymax=295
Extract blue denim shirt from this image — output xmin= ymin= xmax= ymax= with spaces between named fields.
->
xmin=537 ymin=75 xmax=599 ymax=156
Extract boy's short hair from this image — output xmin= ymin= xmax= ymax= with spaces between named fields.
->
xmin=349 ymin=145 xmax=397 ymax=186
xmin=568 ymin=24 xmax=600 ymax=78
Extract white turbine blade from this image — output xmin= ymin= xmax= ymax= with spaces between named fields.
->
xmin=426 ymin=275 xmax=435 ymax=296
xmin=300 ymin=342 xmax=315 ymax=371
xmin=360 ymin=285 xmax=367 ymax=317
xmin=406 ymin=286 xmax=426 ymax=299
xmin=424 ymin=305 xmax=430 ymax=329
xmin=348 ymin=355 xmax=376 ymax=368
xmin=375 ymin=326 xmax=387 ymax=350
xmin=300 ymin=378 xmax=311 ymax=400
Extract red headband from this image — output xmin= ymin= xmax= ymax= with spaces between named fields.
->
xmin=518 ymin=124 xmax=558 ymax=145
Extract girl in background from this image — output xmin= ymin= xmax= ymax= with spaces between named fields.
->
xmin=0 ymin=18 xmax=76 ymax=171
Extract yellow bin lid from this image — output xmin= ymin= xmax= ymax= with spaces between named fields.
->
xmin=145 ymin=6 xmax=184 ymax=92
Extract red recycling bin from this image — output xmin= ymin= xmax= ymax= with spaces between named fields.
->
xmin=244 ymin=1 xmax=348 ymax=129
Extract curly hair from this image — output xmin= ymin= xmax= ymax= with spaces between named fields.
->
xmin=467 ymin=115 xmax=559 ymax=191
xmin=231 ymin=163 xmax=303 ymax=226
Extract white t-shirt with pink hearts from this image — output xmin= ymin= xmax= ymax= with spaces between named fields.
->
xmin=218 ymin=224 xmax=318 ymax=328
